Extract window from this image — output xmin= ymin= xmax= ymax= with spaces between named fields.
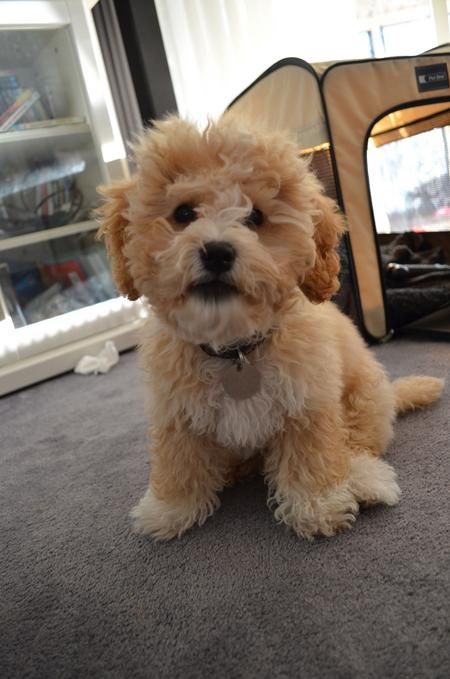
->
xmin=367 ymin=104 xmax=450 ymax=234
xmin=356 ymin=0 xmax=435 ymax=57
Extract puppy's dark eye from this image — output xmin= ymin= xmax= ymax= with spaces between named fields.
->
xmin=245 ymin=207 xmax=264 ymax=228
xmin=173 ymin=203 xmax=197 ymax=224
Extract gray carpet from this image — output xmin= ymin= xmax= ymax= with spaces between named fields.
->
xmin=1 ymin=338 xmax=449 ymax=679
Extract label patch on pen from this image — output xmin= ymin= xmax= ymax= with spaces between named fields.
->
xmin=416 ymin=63 xmax=449 ymax=92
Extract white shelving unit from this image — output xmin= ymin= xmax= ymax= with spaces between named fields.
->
xmin=0 ymin=1 xmax=145 ymax=395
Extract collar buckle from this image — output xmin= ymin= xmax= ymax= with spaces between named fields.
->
xmin=235 ymin=347 xmax=246 ymax=371
xmin=199 ymin=332 xmax=270 ymax=363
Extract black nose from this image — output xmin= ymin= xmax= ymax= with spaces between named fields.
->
xmin=200 ymin=241 xmax=236 ymax=274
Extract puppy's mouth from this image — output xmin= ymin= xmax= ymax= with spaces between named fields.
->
xmin=189 ymin=278 xmax=238 ymax=302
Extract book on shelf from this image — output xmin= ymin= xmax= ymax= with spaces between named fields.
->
xmin=0 ymin=263 xmax=27 ymax=328
xmin=0 ymin=70 xmax=67 ymax=132
xmin=0 ymin=71 xmax=47 ymax=124
xmin=0 ymin=89 xmax=41 ymax=132
xmin=0 ymin=71 xmax=23 ymax=114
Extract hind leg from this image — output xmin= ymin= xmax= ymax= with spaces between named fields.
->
xmin=343 ymin=360 xmax=400 ymax=506
xmin=348 ymin=453 xmax=401 ymax=507
xmin=344 ymin=358 xmax=396 ymax=457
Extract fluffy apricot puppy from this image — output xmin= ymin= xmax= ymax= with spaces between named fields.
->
xmin=98 ymin=116 xmax=443 ymax=539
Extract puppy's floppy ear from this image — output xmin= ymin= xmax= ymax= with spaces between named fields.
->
xmin=97 ymin=178 xmax=140 ymax=301
xmin=301 ymin=193 xmax=346 ymax=303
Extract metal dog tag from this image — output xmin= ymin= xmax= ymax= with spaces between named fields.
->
xmin=221 ymin=362 xmax=262 ymax=401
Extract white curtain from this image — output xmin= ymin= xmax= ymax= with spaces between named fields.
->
xmin=154 ymin=0 xmax=364 ymax=125
xmin=154 ymin=0 xmax=450 ymax=125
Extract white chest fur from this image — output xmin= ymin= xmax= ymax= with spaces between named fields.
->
xmin=185 ymin=353 xmax=305 ymax=451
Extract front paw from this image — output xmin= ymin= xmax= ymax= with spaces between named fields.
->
xmin=130 ymin=488 xmax=220 ymax=540
xmin=270 ymin=485 xmax=360 ymax=539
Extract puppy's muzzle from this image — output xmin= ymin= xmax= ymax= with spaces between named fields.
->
xmin=190 ymin=241 xmax=238 ymax=302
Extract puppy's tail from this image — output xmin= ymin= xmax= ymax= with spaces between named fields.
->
xmin=393 ymin=376 xmax=444 ymax=415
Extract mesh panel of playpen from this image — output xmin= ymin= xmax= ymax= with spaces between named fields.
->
xmin=307 ymin=145 xmax=337 ymax=202
xmin=306 ymin=145 xmax=359 ymax=323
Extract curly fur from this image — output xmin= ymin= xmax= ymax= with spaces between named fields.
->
xmin=97 ymin=115 xmax=443 ymax=540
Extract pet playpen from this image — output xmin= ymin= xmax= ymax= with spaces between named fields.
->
xmin=228 ymin=48 xmax=450 ymax=341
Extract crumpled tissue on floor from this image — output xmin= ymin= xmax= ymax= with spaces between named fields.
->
xmin=74 ymin=340 xmax=119 ymax=375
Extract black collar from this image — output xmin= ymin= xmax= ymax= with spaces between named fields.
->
xmin=200 ymin=333 xmax=268 ymax=361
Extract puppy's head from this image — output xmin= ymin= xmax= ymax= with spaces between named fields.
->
xmin=98 ymin=116 xmax=344 ymax=345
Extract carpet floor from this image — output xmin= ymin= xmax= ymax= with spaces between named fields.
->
xmin=1 ymin=338 xmax=449 ymax=679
